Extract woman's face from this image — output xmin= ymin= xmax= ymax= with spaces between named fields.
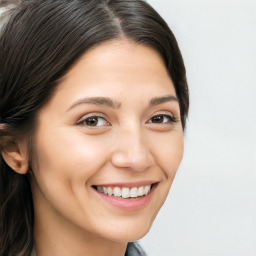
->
xmin=31 ymin=40 xmax=184 ymax=242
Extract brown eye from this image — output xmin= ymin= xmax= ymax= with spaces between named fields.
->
xmin=151 ymin=115 xmax=164 ymax=123
xmin=85 ymin=117 xmax=98 ymax=126
xmin=149 ymin=115 xmax=177 ymax=124
xmin=82 ymin=116 xmax=109 ymax=127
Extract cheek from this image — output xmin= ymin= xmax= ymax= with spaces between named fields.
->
xmin=33 ymin=128 xmax=111 ymax=183
xmin=31 ymin=128 xmax=113 ymax=227
xmin=151 ymin=130 xmax=184 ymax=179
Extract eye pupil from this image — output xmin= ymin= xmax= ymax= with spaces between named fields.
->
xmin=152 ymin=116 xmax=164 ymax=123
xmin=86 ymin=117 xmax=98 ymax=126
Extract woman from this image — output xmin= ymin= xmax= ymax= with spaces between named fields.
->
xmin=0 ymin=0 xmax=189 ymax=255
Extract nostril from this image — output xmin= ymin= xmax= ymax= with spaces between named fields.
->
xmin=111 ymin=150 xmax=153 ymax=172
xmin=110 ymin=131 xmax=153 ymax=171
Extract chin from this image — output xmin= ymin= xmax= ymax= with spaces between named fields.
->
xmin=107 ymin=228 xmax=151 ymax=243
xmin=96 ymin=215 xmax=156 ymax=243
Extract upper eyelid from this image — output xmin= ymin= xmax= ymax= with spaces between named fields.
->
xmin=76 ymin=113 xmax=108 ymax=124
xmin=148 ymin=110 xmax=177 ymax=119
xmin=77 ymin=116 xmax=110 ymax=129
xmin=155 ymin=113 xmax=176 ymax=118
xmin=148 ymin=114 xmax=177 ymax=122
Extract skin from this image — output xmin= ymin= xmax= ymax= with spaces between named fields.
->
xmin=28 ymin=39 xmax=184 ymax=256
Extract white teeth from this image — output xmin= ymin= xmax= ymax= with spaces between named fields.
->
xmin=107 ymin=187 xmax=113 ymax=196
xmin=103 ymin=187 xmax=107 ymax=195
xmin=95 ymin=184 xmax=153 ymax=199
xmin=113 ymin=187 xmax=122 ymax=197
xmin=144 ymin=185 xmax=151 ymax=195
xmin=122 ymin=187 xmax=130 ymax=199
xmin=130 ymin=187 xmax=138 ymax=198
xmin=138 ymin=186 xmax=144 ymax=196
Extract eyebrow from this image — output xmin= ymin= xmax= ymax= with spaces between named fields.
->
xmin=67 ymin=97 xmax=121 ymax=111
xmin=67 ymin=95 xmax=178 ymax=112
xmin=149 ymin=95 xmax=179 ymax=106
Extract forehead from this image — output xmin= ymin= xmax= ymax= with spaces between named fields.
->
xmin=63 ymin=40 xmax=169 ymax=80
xmin=41 ymin=39 xmax=177 ymax=113
xmin=61 ymin=40 xmax=173 ymax=88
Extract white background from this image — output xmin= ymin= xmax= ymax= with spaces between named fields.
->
xmin=140 ymin=0 xmax=256 ymax=255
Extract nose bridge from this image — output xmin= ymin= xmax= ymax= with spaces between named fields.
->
xmin=111 ymin=123 xmax=153 ymax=171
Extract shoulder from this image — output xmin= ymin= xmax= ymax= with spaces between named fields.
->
xmin=125 ymin=242 xmax=147 ymax=256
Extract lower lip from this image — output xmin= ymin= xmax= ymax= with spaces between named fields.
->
xmin=94 ymin=184 xmax=157 ymax=211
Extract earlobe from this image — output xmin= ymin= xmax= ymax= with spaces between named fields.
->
xmin=1 ymin=142 xmax=29 ymax=175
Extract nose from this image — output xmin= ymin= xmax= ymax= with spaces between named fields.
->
xmin=110 ymin=126 xmax=154 ymax=172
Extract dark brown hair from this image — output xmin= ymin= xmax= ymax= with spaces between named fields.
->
xmin=0 ymin=0 xmax=189 ymax=255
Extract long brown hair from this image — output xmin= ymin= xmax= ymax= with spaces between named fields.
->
xmin=0 ymin=0 xmax=189 ymax=255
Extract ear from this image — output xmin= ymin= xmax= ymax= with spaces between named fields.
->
xmin=1 ymin=140 xmax=29 ymax=175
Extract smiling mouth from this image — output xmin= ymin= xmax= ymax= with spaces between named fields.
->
xmin=92 ymin=184 xmax=155 ymax=199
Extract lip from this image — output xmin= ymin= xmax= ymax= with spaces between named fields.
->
xmin=93 ymin=182 xmax=158 ymax=211
xmin=93 ymin=180 xmax=157 ymax=188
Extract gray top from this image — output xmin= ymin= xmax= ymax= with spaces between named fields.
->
xmin=31 ymin=242 xmax=147 ymax=256
xmin=126 ymin=242 xmax=147 ymax=256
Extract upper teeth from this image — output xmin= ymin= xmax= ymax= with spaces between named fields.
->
xmin=96 ymin=185 xmax=152 ymax=199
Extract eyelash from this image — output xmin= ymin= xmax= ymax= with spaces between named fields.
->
xmin=78 ymin=114 xmax=177 ymax=127
xmin=148 ymin=114 xmax=177 ymax=124
xmin=78 ymin=116 xmax=109 ymax=127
